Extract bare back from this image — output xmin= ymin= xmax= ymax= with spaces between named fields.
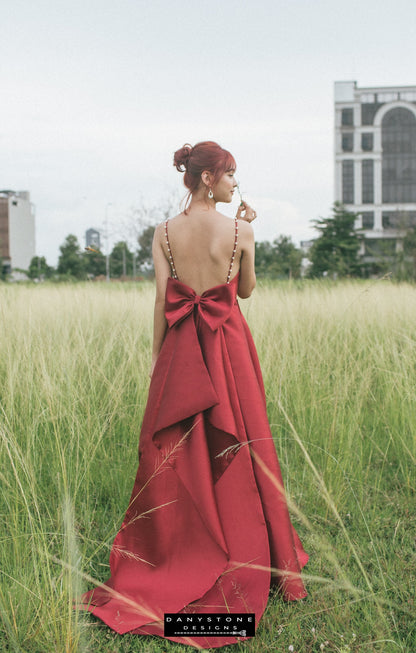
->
xmin=163 ymin=211 xmax=240 ymax=295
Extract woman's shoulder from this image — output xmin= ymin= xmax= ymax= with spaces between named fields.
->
xmin=212 ymin=213 xmax=254 ymax=252
xmin=154 ymin=212 xmax=183 ymax=237
xmin=236 ymin=217 xmax=254 ymax=240
xmin=156 ymin=211 xmax=183 ymax=226
xmin=167 ymin=211 xmax=185 ymax=221
xmin=213 ymin=210 xmax=254 ymax=234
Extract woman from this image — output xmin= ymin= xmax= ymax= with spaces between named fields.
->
xmin=79 ymin=141 xmax=308 ymax=648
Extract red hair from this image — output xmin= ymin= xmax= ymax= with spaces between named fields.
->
xmin=173 ymin=141 xmax=236 ymax=211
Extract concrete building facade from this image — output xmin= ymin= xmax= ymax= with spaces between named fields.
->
xmin=0 ymin=190 xmax=36 ymax=272
xmin=86 ymin=228 xmax=101 ymax=250
xmin=334 ymin=81 xmax=416 ymax=264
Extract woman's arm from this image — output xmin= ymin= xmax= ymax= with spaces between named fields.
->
xmin=236 ymin=219 xmax=256 ymax=299
xmin=150 ymin=223 xmax=171 ymax=376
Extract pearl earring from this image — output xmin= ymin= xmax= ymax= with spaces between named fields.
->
xmin=208 ymin=188 xmax=214 ymax=199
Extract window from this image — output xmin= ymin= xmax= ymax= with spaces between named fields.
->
xmin=0 ymin=202 xmax=9 ymax=258
xmin=382 ymin=213 xmax=391 ymax=229
xmin=382 ymin=213 xmax=394 ymax=229
xmin=341 ymin=108 xmax=354 ymax=126
xmin=360 ymin=93 xmax=375 ymax=103
xmin=361 ymin=212 xmax=374 ymax=229
xmin=342 ymin=133 xmax=353 ymax=152
xmin=362 ymin=160 xmax=374 ymax=204
xmin=382 ymin=211 xmax=416 ymax=229
xmin=382 ymin=108 xmax=416 ymax=203
xmin=342 ymin=160 xmax=354 ymax=204
xmin=364 ymin=238 xmax=396 ymax=257
xmin=361 ymin=133 xmax=373 ymax=151
xmin=361 ymin=103 xmax=382 ymax=126
xmin=399 ymin=91 xmax=416 ymax=102
xmin=377 ymin=92 xmax=399 ymax=102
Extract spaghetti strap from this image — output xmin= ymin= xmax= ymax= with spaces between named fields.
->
xmin=164 ymin=220 xmax=178 ymax=279
xmin=226 ymin=218 xmax=239 ymax=284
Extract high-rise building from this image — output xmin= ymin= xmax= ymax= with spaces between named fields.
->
xmin=334 ymin=81 xmax=416 ymax=264
xmin=86 ymin=228 xmax=101 ymax=250
xmin=0 ymin=190 xmax=36 ymax=272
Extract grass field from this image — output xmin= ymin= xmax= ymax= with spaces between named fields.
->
xmin=0 ymin=279 xmax=414 ymax=652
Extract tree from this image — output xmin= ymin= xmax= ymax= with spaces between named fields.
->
xmin=28 ymin=256 xmax=54 ymax=280
xmin=57 ymin=234 xmax=86 ymax=279
xmin=255 ymin=241 xmax=276 ymax=276
xmin=255 ymin=236 xmax=302 ymax=278
xmin=110 ymin=241 xmax=133 ymax=277
xmin=106 ymin=193 xmax=180 ymax=278
xmin=273 ymin=235 xmax=303 ymax=278
xmin=83 ymin=249 xmax=106 ymax=277
xmin=137 ymin=225 xmax=156 ymax=273
xmin=402 ymin=226 xmax=416 ymax=280
xmin=115 ymin=192 xmax=180 ymax=253
xmin=308 ymin=202 xmax=362 ymax=278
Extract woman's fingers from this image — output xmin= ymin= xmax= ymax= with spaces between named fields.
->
xmin=236 ymin=202 xmax=257 ymax=223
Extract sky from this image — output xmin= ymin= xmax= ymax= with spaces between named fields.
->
xmin=2 ymin=0 xmax=416 ymax=265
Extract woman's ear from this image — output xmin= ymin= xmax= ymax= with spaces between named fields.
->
xmin=201 ymin=171 xmax=212 ymax=188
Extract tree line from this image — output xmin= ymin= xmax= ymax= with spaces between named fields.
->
xmin=26 ymin=224 xmax=156 ymax=281
xmin=6 ymin=202 xmax=416 ymax=282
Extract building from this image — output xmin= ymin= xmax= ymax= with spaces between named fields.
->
xmin=85 ymin=228 xmax=101 ymax=250
xmin=0 ymin=190 xmax=36 ymax=272
xmin=334 ymin=81 xmax=416 ymax=265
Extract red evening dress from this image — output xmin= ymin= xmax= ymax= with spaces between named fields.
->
xmin=79 ymin=218 xmax=309 ymax=649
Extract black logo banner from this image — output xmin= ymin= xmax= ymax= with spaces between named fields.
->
xmin=164 ymin=613 xmax=256 ymax=637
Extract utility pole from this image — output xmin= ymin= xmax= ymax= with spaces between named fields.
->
xmin=105 ymin=202 xmax=112 ymax=282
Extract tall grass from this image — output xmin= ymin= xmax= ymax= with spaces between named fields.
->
xmin=0 ymin=279 xmax=414 ymax=652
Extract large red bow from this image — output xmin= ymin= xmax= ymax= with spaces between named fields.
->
xmin=165 ymin=278 xmax=236 ymax=331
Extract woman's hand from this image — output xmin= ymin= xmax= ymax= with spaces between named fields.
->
xmin=236 ymin=201 xmax=257 ymax=224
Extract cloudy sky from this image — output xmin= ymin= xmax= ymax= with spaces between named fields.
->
xmin=2 ymin=0 xmax=416 ymax=264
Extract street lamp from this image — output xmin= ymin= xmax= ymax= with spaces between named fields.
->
xmin=105 ymin=202 xmax=112 ymax=282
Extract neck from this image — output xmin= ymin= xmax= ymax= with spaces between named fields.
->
xmin=188 ymin=188 xmax=216 ymax=212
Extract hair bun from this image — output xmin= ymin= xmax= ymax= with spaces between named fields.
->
xmin=173 ymin=143 xmax=193 ymax=172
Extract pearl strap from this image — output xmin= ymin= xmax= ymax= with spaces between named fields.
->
xmin=164 ymin=220 xmax=178 ymax=279
xmin=226 ymin=218 xmax=239 ymax=284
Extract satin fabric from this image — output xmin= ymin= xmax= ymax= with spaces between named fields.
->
xmin=78 ymin=272 xmax=308 ymax=649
